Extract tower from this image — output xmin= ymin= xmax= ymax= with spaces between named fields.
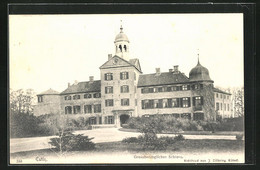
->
xmin=114 ymin=24 xmax=130 ymax=60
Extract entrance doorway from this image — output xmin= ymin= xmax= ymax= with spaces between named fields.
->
xmin=120 ymin=114 xmax=130 ymax=126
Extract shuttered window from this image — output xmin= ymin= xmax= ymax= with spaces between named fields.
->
xmin=120 ymin=72 xmax=129 ymax=80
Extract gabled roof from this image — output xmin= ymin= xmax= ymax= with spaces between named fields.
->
xmin=60 ymin=80 xmax=101 ymax=95
xmin=100 ymin=55 xmax=142 ymax=73
xmin=38 ymin=88 xmax=60 ymax=95
xmin=129 ymin=58 xmax=142 ymax=73
xmin=137 ymin=71 xmax=189 ymax=87
xmin=213 ymin=88 xmax=231 ymax=95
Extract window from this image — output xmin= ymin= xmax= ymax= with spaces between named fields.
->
xmin=121 ymin=85 xmax=129 ymax=93
xmin=182 ymin=98 xmax=190 ymax=107
xmin=73 ymin=105 xmax=81 ymax=114
xmin=120 ymin=72 xmax=129 ymax=80
xmin=193 ymin=113 xmax=204 ymax=120
xmin=94 ymin=104 xmax=101 ymax=113
xmin=135 ymin=99 xmax=137 ymax=106
xmin=65 ymin=106 xmax=72 ymax=114
xmin=172 ymin=113 xmax=180 ymax=118
xmin=166 ymin=86 xmax=172 ymax=92
xmin=121 ymin=99 xmax=130 ymax=106
xmin=64 ymin=96 xmax=72 ymax=100
xmin=154 ymin=99 xmax=159 ymax=108
xmin=38 ymin=96 xmax=43 ymax=103
xmin=228 ymin=104 xmax=230 ymax=111
xmin=105 ymin=86 xmax=113 ymax=94
xmin=224 ymin=95 xmax=226 ymax=99
xmin=84 ymin=93 xmax=92 ymax=99
xmin=142 ymin=100 xmax=154 ymax=109
xmin=216 ymin=93 xmax=219 ymax=98
xmin=148 ymin=88 xmax=154 ymax=93
xmin=181 ymin=113 xmax=191 ymax=119
xmin=172 ymin=98 xmax=180 ymax=107
xmin=220 ymin=94 xmax=223 ymax=99
xmin=105 ymin=99 xmax=114 ymax=107
xmin=193 ymin=96 xmax=203 ymax=107
xmin=182 ymin=85 xmax=188 ymax=91
xmin=224 ymin=104 xmax=226 ymax=111
xmin=104 ymin=73 xmax=113 ymax=81
xmin=162 ymin=99 xmax=168 ymax=108
xmin=106 ymin=116 xmax=114 ymax=124
xmin=73 ymin=95 xmax=80 ymax=100
xmin=89 ymin=117 xmax=97 ymax=125
xmin=99 ymin=117 xmax=102 ymax=124
xmin=158 ymin=87 xmax=163 ymax=92
xmin=93 ymin=93 xmax=101 ymax=98
xmin=216 ymin=103 xmax=219 ymax=110
xmin=84 ymin=105 xmax=92 ymax=113
xmin=221 ymin=103 xmax=222 ymax=110
xmin=141 ymin=88 xmax=149 ymax=93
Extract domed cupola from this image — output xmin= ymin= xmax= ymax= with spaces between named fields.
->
xmin=114 ymin=26 xmax=129 ymax=43
xmin=114 ymin=24 xmax=130 ymax=60
xmin=189 ymin=59 xmax=213 ymax=82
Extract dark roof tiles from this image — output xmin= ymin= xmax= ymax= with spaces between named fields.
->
xmin=213 ymin=88 xmax=231 ymax=95
xmin=38 ymin=88 xmax=60 ymax=95
xmin=137 ymin=72 xmax=189 ymax=87
xmin=60 ymin=80 xmax=101 ymax=95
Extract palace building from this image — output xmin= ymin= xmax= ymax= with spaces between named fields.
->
xmin=34 ymin=25 xmax=233 ymax=127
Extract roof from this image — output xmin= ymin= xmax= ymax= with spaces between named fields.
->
xmin=60 ymin=80 xmax=101 ymax=95
xmin=100 ymin=55 xmax=142 ymax=73
xmin=189 ymin=61 xmax=213 ymax=82
xmin=114 ymin=26 xmax=129 ymax=43
xmin=137 ymin=71 xmax=189 ymax=87
xmin=213 ymin=88 xmax=231 ymax=95
xmin=129 ymin=58 xmax=142 ymax=73
xmin=38 ymin=88 xmax=60 ymax=95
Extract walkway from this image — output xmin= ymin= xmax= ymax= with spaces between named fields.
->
xmin=10 ymin=128 xmax=238 ymax=153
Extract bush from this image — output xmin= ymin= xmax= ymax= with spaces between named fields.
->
xmin=122 ymin=137 xmax=139 ymax=143
xmin=174 ymin=134 xmax=185 ymax=141
xmin=159 ymin=136 xmax=176 ymax=144
xmin=236 ymin=134 xmax=243 ymax=140
xmin=49 ymin=131 xmax=95 ymax=152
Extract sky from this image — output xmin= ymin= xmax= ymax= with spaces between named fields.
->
xmin=9 ymin=14 xmax=243 ymax=94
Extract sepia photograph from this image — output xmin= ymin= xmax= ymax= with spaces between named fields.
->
xmin=9 ymin=12 xmax=245 ymax=164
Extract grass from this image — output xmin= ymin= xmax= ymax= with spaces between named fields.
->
xmin=11 ymin=139 xmax=244 ymax=160
xmin=119 ymin=128 xmax=243 ymax=135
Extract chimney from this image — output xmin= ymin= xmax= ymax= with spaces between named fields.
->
xmin=68 ymin=82 xmax=71 ymax=87
xmin=155 ymin=68 xmax=160 ymax=75
xmin=174 ymin=65 xmax=179 ymax=73
xmin=89 ymin=76 xmax=94 ymax=82
xmin=108 ymin=54 xmax=112 ymax=60
xmin=169 ymin=69 xmax=173 ymax=72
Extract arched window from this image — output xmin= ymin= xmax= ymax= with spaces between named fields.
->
xmin=119 ymin=45 xmax=122 ymax=52
xmin=124 ymin=45 xmax=127 ymax=52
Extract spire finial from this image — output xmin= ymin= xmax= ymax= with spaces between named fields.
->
xmin=120 ymin=20 xmax=123 ymax=33
xmin=197 ymin=49 xmax=200 ymax=65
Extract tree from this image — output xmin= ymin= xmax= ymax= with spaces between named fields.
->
xmin=233 ymin=87 xmax=244 ymax=117
xmin=10 ymin=88 xmax=36 ymax=115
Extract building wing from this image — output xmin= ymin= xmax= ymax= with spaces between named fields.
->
xmin=60 ymin=80 xmax=101 ymax=95
xmin=137 ymin=72 xmax=190 ymax=87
